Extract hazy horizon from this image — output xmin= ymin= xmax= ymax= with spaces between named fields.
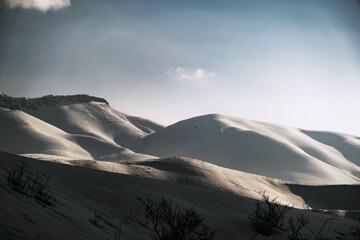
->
xmin=1 ymin=0 xmax=360 ymax=136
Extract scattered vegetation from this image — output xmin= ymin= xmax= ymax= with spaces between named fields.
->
xmin=248 ymin=191 xmax=358 ymax=240
xmin=6 ymin=160 xmax=30 ymax=194
xmin=28 ymin=171 xmax=54 ymax=206
xmin=5 ymin=160 xmax=55 ymax=206
xmin=127 ymin=196 xmax=215 ymax=240
xmin=249 ymin=191 xmax=292 ymax=236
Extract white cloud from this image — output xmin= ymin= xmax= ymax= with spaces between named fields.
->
xmin=168 ymin=67 xmax=216 ymax=85
xmin=5 ymin=0 xmax=71 ymax=12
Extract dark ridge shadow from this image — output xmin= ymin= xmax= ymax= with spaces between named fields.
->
xmin=288 ymin=184 xmax=360 ymax=210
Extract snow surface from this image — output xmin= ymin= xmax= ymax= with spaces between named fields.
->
xmin=133 ymin=114 xmax=360 ymax=184
xmin=0 ymin=94 xmax=163 ymax=161
xmin=1 ymin=94 xmax=359 ymax=185
xmin=1 ymin=94 xmax=359 ymax=239
xmin=0 ymin=152 xmax=358 ymax=240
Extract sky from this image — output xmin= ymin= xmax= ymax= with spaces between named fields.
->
xmin=1 ymin=0 xmax=360 ymax=136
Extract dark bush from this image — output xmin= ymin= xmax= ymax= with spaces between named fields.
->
xmin=28 ymin=171 xmax=55 ymax=206
xmin=5 ymin=161 xmax=54 ymax=206
xmin=5 ymin=161 xmax=31 ymax=194
xmin=127 ymin=196 xmax=215 ymax=240
xmin=249 ymin=191 xmax=292 ymax=236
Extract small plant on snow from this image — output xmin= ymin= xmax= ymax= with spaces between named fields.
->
xmin=28 ymin=171 xmax=55 ymax=206
xmin=127 ymin=196 xmax=215 ymax=240
xmin=5 ymin=160 xmax=31 ymax=194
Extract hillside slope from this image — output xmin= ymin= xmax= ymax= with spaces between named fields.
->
xmin=1 ymin=93 xmax=359 ymax=184
xmin=0 ymin=108 xmax=155 ymax=160
xmin=0 ymin=93 xmax=164 ymax=145
xmin=0 ymin=152 xmax=358 ymax=240
xmin=0 ymin=94 xmax=162 ymax=160
xmin=133 ymin=114 xmax=360 ymax=184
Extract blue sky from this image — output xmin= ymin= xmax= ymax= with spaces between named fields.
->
xmin=1 ymin=0 xmax=360 ymax=135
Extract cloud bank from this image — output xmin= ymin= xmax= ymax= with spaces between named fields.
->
xmin=5 ymin=0 xmax=71 ymax=12
xmin=168 ymin=67 xmax=216 ymax=85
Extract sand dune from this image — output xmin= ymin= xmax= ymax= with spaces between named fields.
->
xmin=134 ymin=114 xmax=360 ymax=184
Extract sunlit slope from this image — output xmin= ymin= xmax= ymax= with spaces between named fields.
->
xmin=69 ymin=156 xmax=360 ymax=211
xmin=0 ymin=108 xmax=91 ymax=159
xmin=0 ymin=94 xmax=162 ymax=160
xmin=0 ymin=94 xmax=164 ymax=145
xmin=85 ymin=156 xmax=305 ymax=207
xmin=0 ymin=107 xmax=153 ymax=160
xmin=135 ymin=114 xmax=360 ymax=184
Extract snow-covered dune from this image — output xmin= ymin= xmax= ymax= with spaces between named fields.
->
xmin=0 ymin=94 xmax=164 ymax=145
xmin=0 ymin=108 xmax=91 ymax=159
xmin=0 ymin=94 xmax=161 ymax=160
xmin=87 ymin=156 xmax=306 ymax=207
xmin=1 ymin=94 xmax=359 ymax=184
xmin=0 ymin=152 xmax=358 ymax=240
xmin=0 ymin=107 xmax=154 ymax=160
xmin=301 ymin=130 xmax=360 ymax=166
xmin=134 ymin=114 xmax=360 ymax=184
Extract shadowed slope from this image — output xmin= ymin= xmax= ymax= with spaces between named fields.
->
xmin=288 ymin=184 xmax=360 ymax=210
xmin=0 ymin=151 xmax=358 ymax=240
xmin=302 ymin=130 xmax=360 ymax=166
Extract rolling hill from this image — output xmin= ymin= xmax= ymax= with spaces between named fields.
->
xmin=133 ymin=114 xmax=360 ymax=184
xmin=1 ymin=93 xmax=360 ymax=184
xmin=0 ymin=94 xmax=162 ymax=160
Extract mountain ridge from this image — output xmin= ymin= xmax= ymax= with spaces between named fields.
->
xmin=1 ymin=94 xmax=359 ymax=184
xmin=0 ymin=93 xmax=109 ymax=110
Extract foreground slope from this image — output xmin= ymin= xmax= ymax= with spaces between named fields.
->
xmin=0 ymin=94 xmax=162 ymax=160
xmin=0 ymin=152 xmax=358 ymax=240
xmin=134 ymin=114 xmax=360 ymax=184
xmin=76 ymin=156 xmax=360 ymax=212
